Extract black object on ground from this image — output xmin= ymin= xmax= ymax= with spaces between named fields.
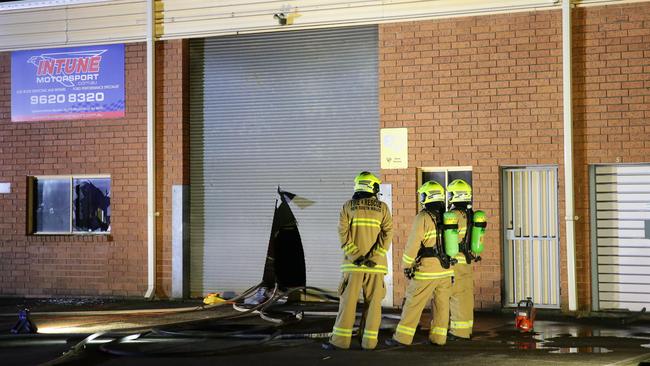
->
xmin=10 ymin=309 xmax=38 ymax=334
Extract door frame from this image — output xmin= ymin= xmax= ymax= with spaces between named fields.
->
xmin=589 ymin=164 xmax=599 ymax=311
xmin=501 ymin=165 xmax=561 ymax=308
xmin=379 ymin=183 xmax=393 ymax=307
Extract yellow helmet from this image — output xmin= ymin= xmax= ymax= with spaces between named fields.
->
xmin=417 ymin=180 xmax=445 ymax=205
xmin=354 ymin=171 xmax=381 ymax=194
xmin=447 ymin=179 xmax=472 ymax=203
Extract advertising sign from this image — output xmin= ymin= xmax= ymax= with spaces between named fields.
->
xmin=11 ymin=44 xmax=125 ymax=122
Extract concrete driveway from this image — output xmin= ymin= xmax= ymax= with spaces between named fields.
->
xmin=0 ymin=298 xmax=649 ymax=366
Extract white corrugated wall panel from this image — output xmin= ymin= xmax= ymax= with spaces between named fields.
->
xmin=594 ymin=164 xmax=650 ymax=312
xmin=600 ymin=265 xmax=650 ymax=275
xmin=189 ymin=26 xmax=379 ymax=296
xmin=598 ymin=238 xmax=650 ymax=247
xmin=0 ymin=7 xmax=66 ymax=24
xmin=1 ymin=0 xmax=643 ymax=49
xmin=598 ymin=247 xmax=650 ymax=257
xmin=596 ymin=175 xmax=650 ymax=184
xmin=600 ymin=274 xmax=650 ymax=284
xmin=158 ymin=0 xmax=561 ymax=40
xmin=597 ymin=193 xmax=650 ymax=202
xmin=0 ymin=0 xmax=146 ymax=51
xmin=597 ymin=219 xmax=646 ymax=229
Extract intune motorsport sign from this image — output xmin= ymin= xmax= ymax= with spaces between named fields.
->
xmin=11 ymin=44 xmax=125 ymax=122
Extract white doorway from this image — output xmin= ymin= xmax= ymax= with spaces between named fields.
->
xmin=502 ymin=167 xmax=560 ymax=308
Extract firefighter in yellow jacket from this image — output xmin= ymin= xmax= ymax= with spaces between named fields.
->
xmin=447 ymin=179 xmax=486 ymax=340
xmin=386 ymin=180 xmax=456 ymax=347
xmin=323 ymin=171 xmax=393 ymax=350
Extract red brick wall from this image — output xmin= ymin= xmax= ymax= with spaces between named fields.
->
xmin=0 ymin=43 xmax=148 ymax=297
xmin=379 ymin=10 xmax=566 ymax=310
xmin=156 ymin=39 xmax=190 ymax=297
xmin=572 ymin=3 xmax=650 ymax=309
xmin=1 ymin=3 xmax=648 ymax=306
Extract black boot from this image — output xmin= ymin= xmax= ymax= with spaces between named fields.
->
xmin=384 ymin=338 xmax=408 ymax=347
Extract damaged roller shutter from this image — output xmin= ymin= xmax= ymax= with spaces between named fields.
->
xmin=189 ymin=26 xmax=379 ymax=296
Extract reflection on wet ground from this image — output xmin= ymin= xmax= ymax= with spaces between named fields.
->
xmin=469 ymin=318 xmax=650 ymax=354
xmin=549 ymin=347 xmax=612 ymax=353
xmin=2 ymin=310 xmax=650 ymax=365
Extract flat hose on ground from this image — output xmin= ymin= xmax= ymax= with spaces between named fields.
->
xmin=5 ymin=282 xmax=266 ymax=319
xmin=37 ymin=282 xmax=269 ymax=365
xmin=96 ymin=285 xmax=319 ymax=357
xmin=39 ymin=284 xmax=392 ymax=361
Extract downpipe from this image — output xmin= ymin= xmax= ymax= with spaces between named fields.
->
xmin=144 ymin=0 xmax=157 ymax=299
xmin=562 ymin=0 xmax=578 ymax=312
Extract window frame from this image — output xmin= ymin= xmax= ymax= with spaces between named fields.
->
xmin=28 ymin=174 xmax=111 ymax=236
xmin=418 ymin=166 xmax=473 ymax=208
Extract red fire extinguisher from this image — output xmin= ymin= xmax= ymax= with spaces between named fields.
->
xmin=514 ymin=297 xmax=536 ymax=332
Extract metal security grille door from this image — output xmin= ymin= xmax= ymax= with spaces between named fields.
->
xmin=189 ymin=27 xmax=379 ymax=296
xmin=503 ymin=167 xmax=560 ymax=308
xmin=592 ymin=164 xmax=650 ymax=311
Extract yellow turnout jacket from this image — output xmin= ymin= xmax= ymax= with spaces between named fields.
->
xmin=338 ymin=196 xmax=393 ymax=274
xmin=401 ymin=210 xmax=454 ymax=280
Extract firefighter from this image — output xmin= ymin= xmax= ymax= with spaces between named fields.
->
xmin=323 ymin=171 xmax=393 ymax=350
xmin=385 ymin=181 xmax=456 ymax=347
xmin=446 ymin=179 xmax=485 ymax=340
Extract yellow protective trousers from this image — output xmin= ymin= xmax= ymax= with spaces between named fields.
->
xmin=329 ymin=272 xmax=386 ymax=350
xmin=392 ymin=276 xmax=451 ymax=346
xmin=449 ymin=263 xmax=474 ymax=338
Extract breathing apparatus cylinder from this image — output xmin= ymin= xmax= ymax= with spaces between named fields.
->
xmin=471 ymin=210 xmax=487 ymax=254
xmin=443 ymin=211 xmax=459 ymax=257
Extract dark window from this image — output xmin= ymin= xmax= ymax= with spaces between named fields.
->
xmin=448 ymin=170 xmax=472 ymax=189
xmin=422 ymin=171 xmax=446 ymax=186
xmin=30 ymin=176 xmax=111 ymax=234
xmin=420 ymin=168 xmax=473 ymax=207
xmin=73 ymin=178 xmax=111 ymax=233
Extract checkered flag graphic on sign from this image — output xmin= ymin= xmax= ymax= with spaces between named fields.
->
xmin=71 ymin=99 xmax=125 ymax=112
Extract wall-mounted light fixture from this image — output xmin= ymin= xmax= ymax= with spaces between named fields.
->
xmin=274 ymin=10 xmax=301 ymax=25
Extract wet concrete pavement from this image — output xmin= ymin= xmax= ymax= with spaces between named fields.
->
xmin=1 ymin=299 xmax=649 ymax=366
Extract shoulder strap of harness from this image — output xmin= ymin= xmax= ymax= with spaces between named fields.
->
xmin=461 ymin=207 xmax=479 ymax=264
xmin=418 ymin=209 xmax=454 ymax=269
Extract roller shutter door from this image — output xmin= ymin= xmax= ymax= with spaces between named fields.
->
xmin=189 ymin=27 xmax=379 ymax=296
xmin=592 ymin=164 xmax=650 ymax=311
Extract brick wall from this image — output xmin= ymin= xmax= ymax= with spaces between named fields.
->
xmin=156 ymin=39 xmax=190 ymax=297
xmin=0 ymin=43 xmax=148 ymax=297
xmin=572 ymin=3 xmax=650 ymax=309
xmin=379 ymin=10 xmax=566 ymax=310
xmin=1 ymin=3 xmax=647 ymax=305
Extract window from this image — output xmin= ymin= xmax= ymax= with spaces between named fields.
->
xmin=29 ymin=176 xmax=111 ymax=234
xmin=419 ymin=167 xmax=472 ymax=207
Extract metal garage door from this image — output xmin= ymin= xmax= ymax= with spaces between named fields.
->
xmin=591 ymin=164 xmax=650 ymax=311
xmin=189 ymin=27 xmax=379 ymax=296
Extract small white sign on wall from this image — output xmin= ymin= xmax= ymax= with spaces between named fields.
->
xmin=380 ymin=128 xmax=408 ymax=169
xmin=0 ymin=183 xmax=10 ymax=194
